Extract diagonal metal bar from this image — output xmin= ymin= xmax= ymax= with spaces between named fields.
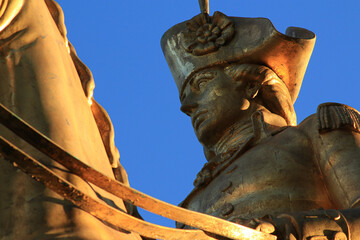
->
xmin=0 ymin=137 xmax=218 ymax=240
xmin=0 ymin=103 xmax=276 ymax=240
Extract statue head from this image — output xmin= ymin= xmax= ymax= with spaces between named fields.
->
xmin=161 ymin=11 xmax=315 ymax=146
xmin=179 ymin=63 xmax=296 ymax=146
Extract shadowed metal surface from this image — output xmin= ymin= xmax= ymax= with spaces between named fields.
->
xmin=0 ymin=102 xmax=276 ymax=240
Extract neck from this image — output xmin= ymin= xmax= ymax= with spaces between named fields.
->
xmin=209 ymin=109 xmax=289 ymax=159
xmin=212 ymin=120 xmax=253 ymax=157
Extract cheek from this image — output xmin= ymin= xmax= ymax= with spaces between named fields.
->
xmin=214 ymin=88 xmax=224 ymax=97
xmin=202 ymin=89 xmax=222 ymax=103
xmin=206 ymin=80 xmax=228 ymax=98
xmin=214 ymin=92 xmax=249 ymax=115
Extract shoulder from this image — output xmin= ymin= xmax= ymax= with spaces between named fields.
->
xmin=316 ymin=102 xmax=360 ymax=133
xmin=298 ymin=103 xmax=360 ymax=134
xmin=296 ymin=103 xmax=360 ymax=153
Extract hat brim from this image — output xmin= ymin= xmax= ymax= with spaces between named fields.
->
xmin=161 ymin=16 xmax=316 ymax=103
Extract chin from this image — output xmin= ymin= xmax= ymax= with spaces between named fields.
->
xmin=195 ymin=119 xmax=222 ymax=147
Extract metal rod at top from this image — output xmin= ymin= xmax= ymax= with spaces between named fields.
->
xmin=198 ymin=0 xmax=209 ymax=14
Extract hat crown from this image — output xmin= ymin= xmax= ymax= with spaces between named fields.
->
xmin=161 ymin=12 xmax=316 ymax=103
xmin=182 ymin=12 xmax=235 ymax=56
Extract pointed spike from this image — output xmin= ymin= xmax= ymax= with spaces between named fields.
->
xmin=198 ymin=0 xmax=209 ymax=14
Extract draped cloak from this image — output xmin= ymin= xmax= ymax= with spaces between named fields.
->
xmin=0 ymin=0 xmax=141 ymax=239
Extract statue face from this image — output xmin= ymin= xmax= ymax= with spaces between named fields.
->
xmin=180 ymin=67 xmax=250 ymax=146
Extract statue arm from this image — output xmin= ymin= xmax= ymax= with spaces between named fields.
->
xmin=289 ymin=103 xmax=360 ymax=238
xmin=316 ymin=103 xmax=360 ymax=209
xmin=318 ymin=128 xmax=360 ymax=209
xmin=263 ymin=103 xmax=360 ymax=239
xmin=309 ymin=128 xmax=360 ymax=239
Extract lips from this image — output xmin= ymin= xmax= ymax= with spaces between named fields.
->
xmin=192 ymin=110 xmax=208 ymax=130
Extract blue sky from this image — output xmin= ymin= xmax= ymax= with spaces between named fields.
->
xmin=57 ymin=0 xmax=360 ymax=228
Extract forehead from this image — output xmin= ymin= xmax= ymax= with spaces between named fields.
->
xmin=181 ymin=68 xmax=220 ymax=92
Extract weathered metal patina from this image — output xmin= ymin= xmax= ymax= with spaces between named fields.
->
xmin=162 ymin=2 xmax=360 ymax=239
xmin=0 ymin=102 xmax=276 ymax=240
xmin=1 ymin=0 xmax=359 ymax=239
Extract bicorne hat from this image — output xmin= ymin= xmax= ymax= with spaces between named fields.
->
xmin=161 ymin=12 xmax=315 ymax=103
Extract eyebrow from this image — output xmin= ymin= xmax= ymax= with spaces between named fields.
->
xmin=180 ymin=71 xmax=217 ymax=100
xmin=190 ymin=71 xmax=217 ymax=87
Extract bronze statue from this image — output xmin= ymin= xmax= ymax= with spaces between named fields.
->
xmin=0 ymin=0 xmax=141 ymax=239
xmin=0 ymin=1 xmax=274 ymax=239
xmin=1 ymin=0 xmax=359 ymax=239
xmin=162 ymin=6 xmax=360 ymax=240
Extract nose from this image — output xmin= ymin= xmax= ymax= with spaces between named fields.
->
xmin=180 ymin=91 xmax=198 ymax=116
xmin=180 ymin=103 xmax=198 ymax=116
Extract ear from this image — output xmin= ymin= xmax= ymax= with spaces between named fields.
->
xmin=245 ymin=81 xmax=261 ymax=99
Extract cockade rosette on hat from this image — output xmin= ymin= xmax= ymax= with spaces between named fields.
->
xmin=161 ymin=11 xmax=316 ymax=103
xmin=182 ymin=11 xmax=235 ymax=56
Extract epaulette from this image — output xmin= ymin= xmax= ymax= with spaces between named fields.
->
xmin=317 ymin=103 xmax=360 ymax=133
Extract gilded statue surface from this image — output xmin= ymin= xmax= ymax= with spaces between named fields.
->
xmin=162 ymin=8 xmax=360 ymax=240
xmin=0 ymin=0 xmax=359 ymax=239
xmin=0 ymin=0 xmax=140 ymax=239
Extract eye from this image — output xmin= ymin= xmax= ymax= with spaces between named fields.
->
xmin=196 ymin=78 xmax=209 ymax=90
xmin=191 ymin=71 xmax=217 ymax=92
